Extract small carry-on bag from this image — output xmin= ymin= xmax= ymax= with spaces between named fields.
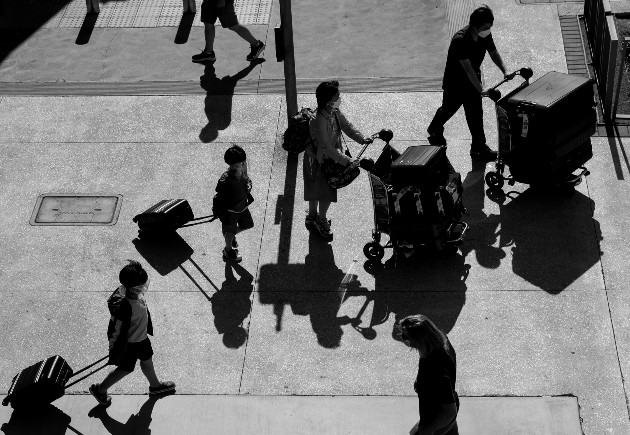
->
xmin=3 ymin=355 xmax=108 ymax=410
xmin=133 ymin=199 xmax=216 ymax=236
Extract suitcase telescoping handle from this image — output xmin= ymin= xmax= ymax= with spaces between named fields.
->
xmin=180 ymin=215 xmax=219 ymax=228
xmin=64 ymin=355 xmax=109 ymax=389
xmin=484 ymin=67 xmax=534 ymax=102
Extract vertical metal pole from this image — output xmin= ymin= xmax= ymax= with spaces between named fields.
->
xmin=279 ymin=0 xmax=298 ymax=119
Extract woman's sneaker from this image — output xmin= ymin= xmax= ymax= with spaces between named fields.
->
xmin=89 ymin=383 xmax=112 ymax=406
xmin=305 ymin=212 xmax=318 ymax=229
xmin=149 ymin=381 xmax=176 ymax=396
xmin=314 ymin=216 xmax=333 ymax=240
xmin=223 ymin=247 xmax=242 ymax=263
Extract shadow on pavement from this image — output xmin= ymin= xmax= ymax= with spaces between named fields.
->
xmin=87 ymin=392 xmax=173 ymax=435
xmin=199 ymin=59 xmax=264 ymax=143
xmin=212 ymin=262 xmax=254 ymax=348
xmin=132 ymin=232 xmax=219 ymax=301
xmin=0 ymin=0 xmax=72 ymax=67
xmin=75 ymin=12 xmax=97 ymax=46
xmin=604 ymin=124 xmax=629 ymax=180
xmin=174 ymin=12 xmax=195 ymax=45
xmin=487 ymin=187 xmax=602 ymax=294
xmin=1 ymin=403 xmax=82 ymax=435
xmin=259 ymin=233 xmax=369 ymax=348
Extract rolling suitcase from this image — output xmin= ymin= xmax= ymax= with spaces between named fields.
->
xmin=132 ymin=199 xmax=216 ymax=236
xmin=390 ymin=145 xmax=453 ymax=189
xmin=2 ymin=355 xmax=108 ymax=410
xmin=502 ymin=71 xmax=596 ymax=150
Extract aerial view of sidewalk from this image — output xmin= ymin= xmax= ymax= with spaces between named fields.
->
xmin=1 ymin=0 xmax=630 ymax=433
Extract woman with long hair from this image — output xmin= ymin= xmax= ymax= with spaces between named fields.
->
xmin=399 ymin=314 xmax=459 ymax=435
xmin=303 ymin=80 xmax=372 ymax=240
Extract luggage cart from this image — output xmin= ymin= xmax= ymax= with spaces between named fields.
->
xmin=484 ymin=67 xmax=594 ymax=193
xmin=362 ymin=132 xmax=468 ymax=264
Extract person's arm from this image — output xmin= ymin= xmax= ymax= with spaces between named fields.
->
xmin=458 ymin=59 xmax=483 ymax=94
xmin=337 ymin=110 xmax=371 ymax=145
xmin=311 ymin=115 xmax=352 ymax=165
xmin=489 ymin=49 xmax=508 ymax=77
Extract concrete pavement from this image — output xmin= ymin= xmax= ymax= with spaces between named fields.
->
xmin=1 ymin=0 xmax=630 ymax=433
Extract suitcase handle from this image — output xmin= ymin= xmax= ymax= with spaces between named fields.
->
xmin=64 ymin=355 xmax=109 ymax=389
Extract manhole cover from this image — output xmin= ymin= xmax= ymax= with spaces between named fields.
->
xmin=30 ymin=194 xmax=123 ymax=226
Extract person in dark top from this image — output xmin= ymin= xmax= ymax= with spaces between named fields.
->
xmin=399 ymin=314 xmax=459 ymax=435
xmin=427 ymin=4 xmax=508 ymax=161
xmin=214 ymin=145 xmax=254 ymax=263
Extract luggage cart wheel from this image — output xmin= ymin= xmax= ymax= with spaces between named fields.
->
xmin=364 ymin=242 xmax=385 ymax=261
xmin=485 ymin=171 xmax=504 ymax=190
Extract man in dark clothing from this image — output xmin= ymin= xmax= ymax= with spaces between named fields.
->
xmin=427 ymin=5 xmax=508 ymax=160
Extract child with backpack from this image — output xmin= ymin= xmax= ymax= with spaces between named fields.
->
xmin=213 ymin=145 xmax=254 ymax=263
xmin=89 ymin=260 xmax=175 ymax=405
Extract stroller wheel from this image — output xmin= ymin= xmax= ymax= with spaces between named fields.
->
xmin=364 ymin=242 xmax=385 ymax=261
xmin=485 ymin=171 xmax=504 ymax=190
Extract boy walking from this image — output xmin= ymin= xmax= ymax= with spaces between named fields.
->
xmin=192 ymin=0 xmax=265 ymax=64
xmin=89 ymin=261 xmax=175 ymax=405
xmin=214 ymin=145 xmax=254 ymax=263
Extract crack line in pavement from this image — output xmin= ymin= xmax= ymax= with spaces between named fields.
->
xmin=238 ymin=98 xmax=284 ymax=394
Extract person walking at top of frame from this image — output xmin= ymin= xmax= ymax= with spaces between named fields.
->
xmin=399 ymin=314 xmax=459 ymax=435
xmin=427 ymin=4 xmax=508 ymax=161
xmin=304 ymin=80 xmax=373 ymax=241
xmin=192 ymin=0 xmax=265 ymax=64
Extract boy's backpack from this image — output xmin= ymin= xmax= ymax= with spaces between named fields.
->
xmin=107 ymin=286 xmax=127 ymax=317
xmin=282 ymin=108 xmax=316 ymax=153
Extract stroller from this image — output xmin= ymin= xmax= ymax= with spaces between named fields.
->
xmin=361 ymin=130 xmax=468 ymax=264
xmin=484 ymin=67 xmax=595 ymax=193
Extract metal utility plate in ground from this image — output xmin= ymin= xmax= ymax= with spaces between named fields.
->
xmin=30 ymin=194 xmax=123 ymax=226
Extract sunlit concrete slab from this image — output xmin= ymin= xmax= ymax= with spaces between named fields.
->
xmin=0 ymin=394 xmax=583 ymax=435
xmin=0 ymin=95 xmax=281 ymax=143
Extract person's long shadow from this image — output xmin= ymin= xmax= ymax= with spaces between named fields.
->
xmin=258 ymin=233 xmax=369 ymax=348
xmin=367 ymin=249 xmax=470 ymax=341
xmin=87 ymin=393 xmax=173 ymax=435
xmin=490 ymin=187 xmax=603 ymax=294
xmin=199 ymin=59 xmax=265 ymax=143
xmin=211 ymin=262 xmax=254 ymax=348
xmin=458 ymin=159 xmax=505 ymax=269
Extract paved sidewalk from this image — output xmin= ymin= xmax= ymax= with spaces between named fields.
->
xmin=1 ymin=0 xmax=630 ymax=434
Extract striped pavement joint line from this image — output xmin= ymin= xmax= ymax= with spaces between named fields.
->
xmin=0 ymin=77 xmax=444 ymax=96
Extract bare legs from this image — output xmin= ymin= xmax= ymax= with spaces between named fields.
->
xmin=308 ymin=200 xmax=331 ymax=220
xmin=97 ymin=358 xmax=161 ymax=393
xmin=204 ymin=23 xmax=258 ymax=53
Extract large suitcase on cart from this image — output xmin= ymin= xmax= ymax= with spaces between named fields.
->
xmin=3 ymin=355 xmax=108 ymax=410
xmin=501 ymin=71 xmax=596 ymax=150
xmin=390 ymin=145 xmax=453 ymax=189
xmin=133 ymin=199 xmax=194 ymax=232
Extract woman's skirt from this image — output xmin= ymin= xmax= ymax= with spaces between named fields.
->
xmin=303 ymin=153 xmax=337 ymax=202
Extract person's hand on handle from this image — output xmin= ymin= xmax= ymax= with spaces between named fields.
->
xmin=362 ymin=136 xmax=374 ymax=145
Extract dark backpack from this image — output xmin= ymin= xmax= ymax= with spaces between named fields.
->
xmin=107 ymin=286 xmax=127 ymax=317
xmin=282 ymin=108 xmax=316 ymax=153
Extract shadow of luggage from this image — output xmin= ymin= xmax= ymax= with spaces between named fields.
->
xmin=1 ymin=403 xmax=82 ymax=435
xmin=493 ymin=188 xmax=602 ymax=293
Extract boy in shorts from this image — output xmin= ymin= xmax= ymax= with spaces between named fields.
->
xmin=214 ymin=145 xmax=254 ymax=263
xmin=192 ymin=0 xmax=265 ymax=64
xmin=89 ymin=260 xmax=175 ymax=405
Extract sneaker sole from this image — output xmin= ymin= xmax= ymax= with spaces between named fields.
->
xmin=247 ymin=45 xmax=265 ymax=61
xmin=149 ymin=385 xmax=176 ymax=396
xmin=192 ymin=58 xmax=216 ymax=64
xmin=223 ymin=255 xmax=243 ymax=263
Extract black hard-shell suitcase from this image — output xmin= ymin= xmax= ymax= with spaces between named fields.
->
xmin=3 ymin=355 xmax=108 ymax=409
xmin=501 ymin=71 xmax=596 ymax=149
xmin=133 ymin=199 xmax=194 ymax=231
xmin=390 ymin=145 xmax=453 ymax=188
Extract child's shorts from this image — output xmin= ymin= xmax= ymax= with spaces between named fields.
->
xmin=201 ymin=0 xmax=238 ymax=27
xmin=117 ymin=338 xmax=154 ymax=372
xmin=220 ymin=208 xmax=254 ymax=234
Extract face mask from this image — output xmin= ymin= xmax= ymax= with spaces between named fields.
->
xmin=478 ymin=29 xmax=491 ymax=38
xmin=332 ymin=97 xmax=341 ymax=109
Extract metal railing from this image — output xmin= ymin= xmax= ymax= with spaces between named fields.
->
xmin=584 ymin=0 xmax=623 ymax=120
